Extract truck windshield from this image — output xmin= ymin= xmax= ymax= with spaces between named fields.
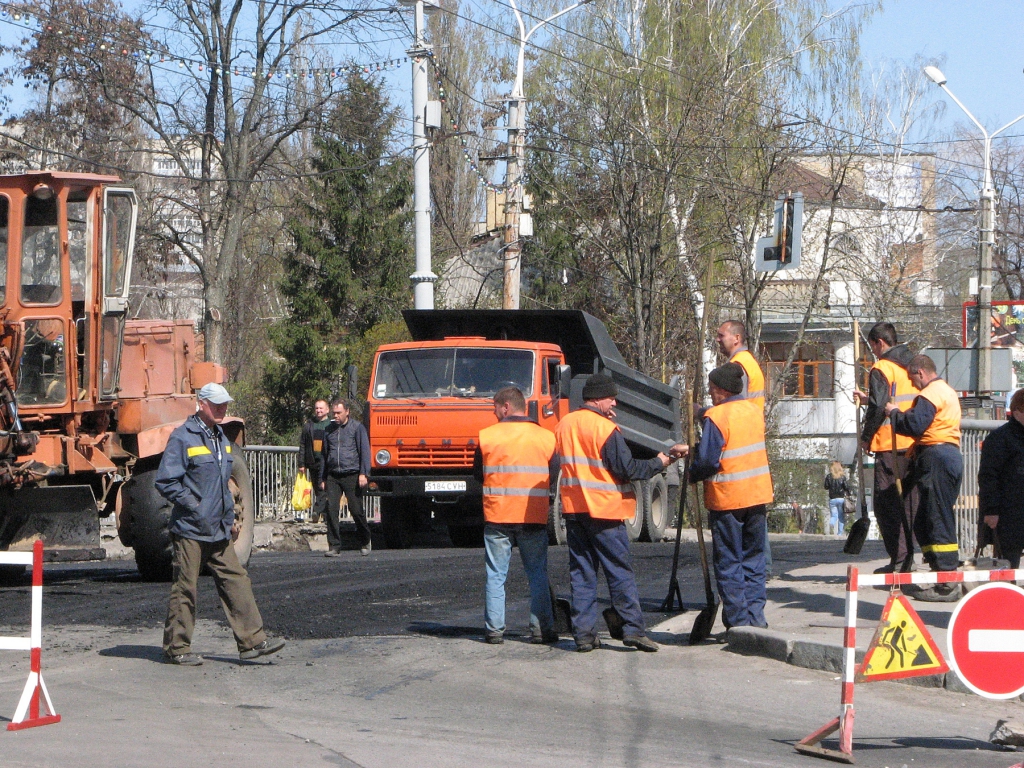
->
xmin=374 ymin=348 xmax=534 ymax=398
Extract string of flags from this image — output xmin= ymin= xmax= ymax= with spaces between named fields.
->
xmin=0 ymin=3 xmax=407 ymax=81
xmin=427 ymin=53 xmax=505 ymax=193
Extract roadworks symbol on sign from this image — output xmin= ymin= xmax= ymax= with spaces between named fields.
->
xmin=856 ymin=590 xmax=949 ymax=683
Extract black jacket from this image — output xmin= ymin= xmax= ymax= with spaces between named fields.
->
xmin=978 ymin=418 xmax=1024 ymax=544
xmin=299 ymin=417 xmax=330 ymax=472
xmin=321 ymin=418 xmax=371 ymax=482
xmin=824 ymin=474 xmax=849 ymax=500
xmin=861 ymin=343 xmax=914 ymax=445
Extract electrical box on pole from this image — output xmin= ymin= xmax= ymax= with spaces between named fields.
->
xmin=756 ymin=193 xmax=803 ymax=273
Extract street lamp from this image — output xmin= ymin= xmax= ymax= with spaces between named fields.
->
xmin=924 ymin=65 xmax=1024 ymax=396
xmin=502 ymin=0 xmax=592 ymax=309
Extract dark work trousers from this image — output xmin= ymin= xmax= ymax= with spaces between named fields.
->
xmin=310 ymin=474 xmax=328 ymax=523
xmin=565 ymin=515 xmax=646 ymax=643
xmin=325 ymin=472 xmax=370 ymax=549
xmin=163 ymin=535 xmax=266 ymax=655
xmin=906 ymin=443 xmax=963 ymax=571
xmin=708 ymin=505 xmax=768 ymax=629
xmin=873 ymin=450 xmax=918 ymax=570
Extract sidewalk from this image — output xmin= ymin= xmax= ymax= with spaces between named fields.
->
xmin=650 ymin=535 xmax=1006 ymax=698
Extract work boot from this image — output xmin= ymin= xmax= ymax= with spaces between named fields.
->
xmin=485 ymin=632 xmax=504 ymax=645
xmin=164 ymin=651 xmax=204 ymax=666
xmin=240 ymin=637 xmax=286 ymax=660
xmin=360 ymin=542 xmax=372 ymax=556
xmin=623 ymin=635 xmax=659 ymax=652
xmin=910 ymin=583 xmax=961 ymax=603
xmin=324 ymin=548 xmax=342 ymax=558
xmin=530 ymin=630 xmax=559 ymax=645
xmin=575 ymin=637 xmax=602 ymax=653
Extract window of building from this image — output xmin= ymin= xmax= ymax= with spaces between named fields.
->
xmin=764 ymin=341 xmax=834 ymax=399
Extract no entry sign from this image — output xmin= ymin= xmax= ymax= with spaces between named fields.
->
xmin=948 ymin=582 xmax=1024 ymax=699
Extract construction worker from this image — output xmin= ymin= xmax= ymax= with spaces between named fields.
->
xmin=473 ymin=386 xmax=559 ymax=645
xmin=716 ymin=320 xmax=765 ymax=411
xmin=555 ymin=373 xmax=686 ymax=653
xmin=689 ymin=363 xmax=774 ymax=629
xmin=853 ymin=322 xmax=919 ymax=573
xmin=885 ymin=354 xmax=962 ymax=601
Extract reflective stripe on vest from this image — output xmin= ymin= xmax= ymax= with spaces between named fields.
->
xmin=918 ymin=379 xmax=962 ymax=447
xmin=869 ymin=358 xmax=918 ymax=453
xmin=730 ymin=349 xmax=766 ymax=412
xmin=555 ymin=408 xmax=637 ymax=521
xmin=478 ymin=420 xmax=556 ymax=525
xmin=703 ymin=399 xmax=774 ymax=511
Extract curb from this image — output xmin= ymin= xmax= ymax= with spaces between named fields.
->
xmin=724 ymin=627 xmax=1006 ymax=698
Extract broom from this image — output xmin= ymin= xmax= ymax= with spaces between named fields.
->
xmin=844 ymin=319 xmax=870 ymax=554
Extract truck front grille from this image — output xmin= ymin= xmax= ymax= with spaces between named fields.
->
xmin=377 ymin=414 xmax=419 ymax=426
xmin=398 ymin=445 xmax=472 ymax=467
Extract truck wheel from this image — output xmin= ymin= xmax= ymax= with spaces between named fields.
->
xmin=624 ymin=481 xmax=645 ymax=541
xmin=640 ymin=474 xmax=669 ymax=542
xmin=448 ymin=524 xmax=484 ymax=548
xmin=380 ymin=498 xmax=414 ymax=549
xmin=124 ymin=468 xmax=173 ymax=582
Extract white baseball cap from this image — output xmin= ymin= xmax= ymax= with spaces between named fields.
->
xmin=197 ymin=382 xmax=234 ymax=404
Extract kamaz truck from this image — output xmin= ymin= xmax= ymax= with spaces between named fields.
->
xmin=365 ymin=310 xmax=681 ymax=548
xmin=0 ymin=172 xmax=253 ymax=581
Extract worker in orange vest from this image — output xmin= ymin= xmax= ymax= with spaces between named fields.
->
xmin=716 ymin=320 xmax=765 ymax=411
xmin=885 ymin=354 xmax=963 ymax=601
xmin=689 ymin=363 xmax=774 ymax=629
xmin=853 ymin=322 xmax=919 ymax=573
xmin=556 ymin=374 xmax=686 ymax=653
xmin=474 ymin=387 xmax=559 ymax=645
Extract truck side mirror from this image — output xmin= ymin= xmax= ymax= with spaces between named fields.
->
xmin=347 ymin=364 xmax=359 ymax=401
xmin=557 ymin=365 xmax=571 ymax=399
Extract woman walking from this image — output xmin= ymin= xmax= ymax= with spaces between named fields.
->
xmin=824 ymin=461 xmax=850 ymax=536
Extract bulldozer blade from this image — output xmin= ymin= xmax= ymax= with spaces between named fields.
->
xmin=0 ymin=485 xmax=105 ymax=561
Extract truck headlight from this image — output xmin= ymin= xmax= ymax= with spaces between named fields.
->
xmin=375 ymin=449 xmax=392 ymax=466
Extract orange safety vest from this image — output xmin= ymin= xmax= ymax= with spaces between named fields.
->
xmin=479 ymin=420 xmax=556 ymax=525
xmin=702 ymin=399 xmax=774 ymax=512
xmin=555 ymin=408 xmax=636 ymax=521
xmin=916 ymin=378 xmax=962 ymax=447
xmin=869 ymin=359 xmax=918 ymax=453
xmin=730 ymin=349 xmax=766 ymax=412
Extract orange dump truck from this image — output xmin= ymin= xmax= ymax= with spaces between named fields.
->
xmin=0 ymin=172 xmax=252 ymax=581
xmin=366 ymin=310 xmax=681 ymax=548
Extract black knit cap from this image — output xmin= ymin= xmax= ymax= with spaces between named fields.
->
xmin=709 ymin=362 xmax=744 ymax=395
xmin=582 ymin=373 xmax=618 ymax=400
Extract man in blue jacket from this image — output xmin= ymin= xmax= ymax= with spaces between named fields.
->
xmin=156 ymin=383 xmax=285 ymax=666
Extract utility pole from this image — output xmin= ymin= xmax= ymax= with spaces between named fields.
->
xmin=501 ymin=0 xmax=591 ymax=310
xmin=404 ymin=0 xmax=439 ymax=309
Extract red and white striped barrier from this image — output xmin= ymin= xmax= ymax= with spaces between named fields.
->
xmin=796 ymin=565 xmax=1021 ymax=764
xmin=1 ymin=541 xmax=60 ymax=731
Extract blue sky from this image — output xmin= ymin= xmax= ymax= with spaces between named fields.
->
xmin=859 ymin=0 xmax=1024 ymax=132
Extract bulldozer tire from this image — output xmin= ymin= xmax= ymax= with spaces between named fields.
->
xmin=124 ymin=468 xmax=173 ymax=582
xmin=229 ymin=458 xmax=256 ymax=568
xmin=547 ymin=474 xmax=567 ymax=546
xmin=624 ymin=481 xmax=645 ymax=542
xmin=380 ymin=498 xmax=414 ymax=549
xmin=640 ymin=473 xmax=669 ymax=542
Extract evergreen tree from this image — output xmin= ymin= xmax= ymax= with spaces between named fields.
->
xmin=262 ymin=73 xmax=412 ymax=436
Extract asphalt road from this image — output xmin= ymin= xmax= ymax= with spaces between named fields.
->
xmin=0 ymin=538 xmax=882 ymax=639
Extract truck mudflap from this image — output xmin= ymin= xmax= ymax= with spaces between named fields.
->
xmin=0 ymin=485 xmax=105 ymax=561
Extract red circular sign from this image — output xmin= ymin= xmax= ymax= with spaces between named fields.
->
xmin=948 ymin=582 xmax=1024 ymax=699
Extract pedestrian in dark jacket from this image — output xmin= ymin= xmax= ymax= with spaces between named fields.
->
xmin=824 ymin=461 xmax=849 ymax=536
xmin=979 ymin=388 xmax=1024 ymax=568
xmin=298 ymin=399 xmax=330 ymax=522
xmin=156 ymin=383 xmax=285 ymax=666
xmin=320 ymin=399 xmax=372 ymax=556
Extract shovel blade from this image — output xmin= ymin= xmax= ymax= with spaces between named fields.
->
xmin=688 ymin=602 xmax=720 ymax=645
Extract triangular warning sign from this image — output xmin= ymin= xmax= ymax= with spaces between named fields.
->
xmin=856 ymin=590 xmax=949 ymax=682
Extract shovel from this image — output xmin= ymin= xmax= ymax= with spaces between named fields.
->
xmin=688 ymin=488 xmax=719 ymax=644
xmin=844 ymin=320 xmax=870 ymax=555
xmin=660 ymin=401 xmax=695 ymax=614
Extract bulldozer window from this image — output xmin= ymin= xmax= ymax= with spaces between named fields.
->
xmin=103 ymin=194 xmax=132 ymax=297
xmin=18 ymin=318 xmax=67 ymax=405
xmin=0 ymin=195 xmax=8 ymax=305
xmin=67 ymin=195 xmax=90 ymax=303
xmin=22 ymin=195 xmax=62 ymax=305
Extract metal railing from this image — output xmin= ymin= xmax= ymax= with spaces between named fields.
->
xmin=958 ymin=419 xmax=1002 ymax=556
xmin=241 ymin=445 xmax=377 ymax=523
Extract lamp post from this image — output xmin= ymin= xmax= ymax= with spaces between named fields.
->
xmin=502 ymin=0 xmax=591 ymax=309
xmin=924 ymin=65 xmax=1024 ymax=395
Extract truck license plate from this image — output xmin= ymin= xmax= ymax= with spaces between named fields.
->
xmin=425 ymin=481 xmax=466 ymax=492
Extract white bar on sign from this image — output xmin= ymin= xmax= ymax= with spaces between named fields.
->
xmin=0 ymin=552 xmax=34 ymax=565
xmin=968 ymin=629 xmax=1024 ymax=653
xmin=0 ymin=637 xmax=32 ymax=650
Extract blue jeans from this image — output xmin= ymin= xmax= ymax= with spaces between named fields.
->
xmin=484 ymin=523 xmax=554 ymax=636
xmin=829 ymin=498 xmax=845 ymax=535
xmin=565 ymin=515 xmax=646 ymax=642
xmin=709 ymin=506 xmax=768 ymax=629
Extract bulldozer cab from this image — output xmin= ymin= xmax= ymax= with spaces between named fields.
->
xmin=0 ymin=172 xmax=136 ymax=419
